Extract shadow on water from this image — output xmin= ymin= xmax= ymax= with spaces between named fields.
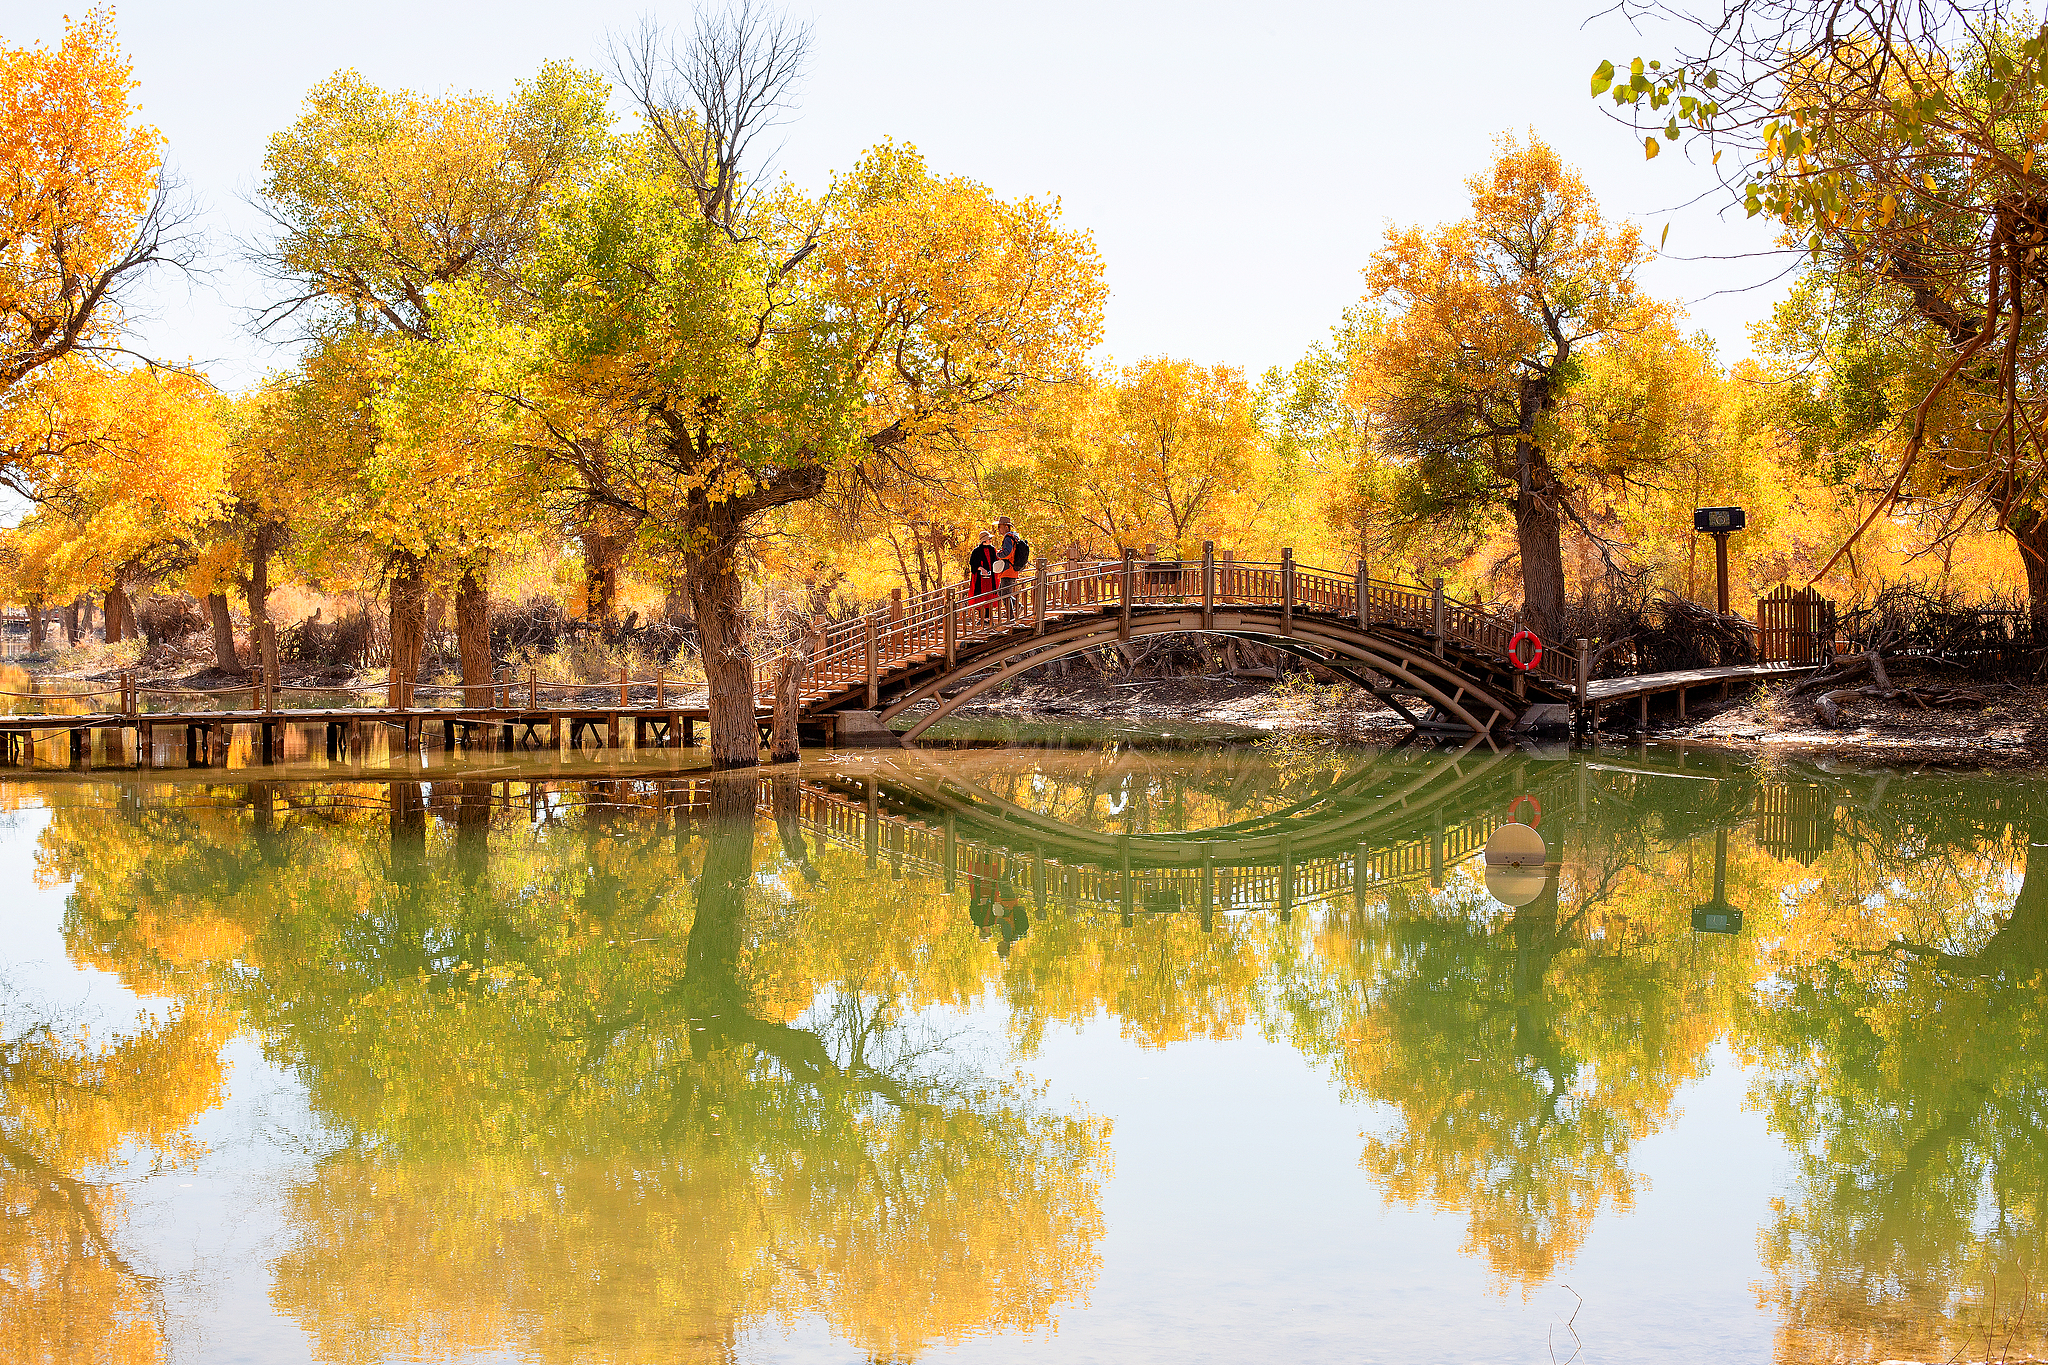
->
xmin=6 ymin=737 xmax=2048 ymax=1361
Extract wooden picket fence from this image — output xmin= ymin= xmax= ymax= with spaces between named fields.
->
xmin=1756 ymin=585 xmax=1839 ymax=665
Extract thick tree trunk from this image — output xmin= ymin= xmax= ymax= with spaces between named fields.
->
xmin=26 ymin=595 xmax=42 ymax=653
xmin=1514 ymin=482 xmax=1568 ymax=641
xmin=245 ymin=524 xmax=276 ymax=638
xmin=63 ymin=599 xmax=79 ymax=646
xmin=205 ymin=593 xmax=242 ymax=673
xmin=770 ymin=647 xmax=802 ymax=762
xmin=455 ymin=559 xmax=492 ymax=708
xmin=386 ymin=550 xmax=428 ymax=707
xmin=103 ymin=585 xmax=130 ymax=644
xmin=2009 ymin=505 xmax=2048 ymax=621
xmin=687 ymin=534 xmax=761 ymax=769
xmin=1513 ymin=379 xmax=1568 ymax=640
xmin=582 ymin=526 xmax=626 ymax=627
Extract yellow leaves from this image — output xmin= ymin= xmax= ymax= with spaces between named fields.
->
xmin=0 ymin=360 xmax=229 ymax=597
xmin=260 ymin=62 xmax=609 ymax=338
xmin=819 ymin=140 xmax=1107 ymax=434
xmin=1645 ymin=135 xmax=1660 ymax=159
xmin=0 ymin=8 xmax=163 ymax=395
xmin=1004 ymin=357 xmax=1269 ymax=558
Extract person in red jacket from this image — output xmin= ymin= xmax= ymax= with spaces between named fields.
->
xmin=995 ymin=517 xmax=1025 ymax=620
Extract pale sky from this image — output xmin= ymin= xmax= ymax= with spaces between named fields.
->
xmin=7 ymin=0 xmax=1791 ymax=390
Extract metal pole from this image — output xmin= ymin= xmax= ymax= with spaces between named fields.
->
xmin=1575 ymin=636 xmax=1591 ymax=730
xmin=1714 ymin=531 xmax=1731 ymax=616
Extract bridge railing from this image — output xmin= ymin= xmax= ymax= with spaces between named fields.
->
xmin=809 ymin=554 xmax=1582 ymax=699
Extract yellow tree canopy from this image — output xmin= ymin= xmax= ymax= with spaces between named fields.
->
xmin=0 ymin=8 xmax=166 ymax=396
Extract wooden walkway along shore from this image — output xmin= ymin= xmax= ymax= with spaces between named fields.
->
xmin=1582 ymin=662 xmax=1819 ymax=729
xmin=0 ymin=701 xmax=745 ymax=768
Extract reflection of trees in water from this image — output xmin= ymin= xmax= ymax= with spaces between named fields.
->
xmin=22 ymin=757 xmax=2048 ymax=1358
xmin=1275 ymin=809 xmax=1744 ymax=1289
xmin=0 ymin=988 xmax=230 ymax=1365
xmin=40 ymin=775 xmax=1107 ymax=1363
xmin=1740 ymin=785 xmax=2048 ymax=1364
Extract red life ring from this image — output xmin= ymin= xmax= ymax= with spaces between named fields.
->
xmin=1507 ymin=795 xmax=1542 ymax=827
xmin=1507 ymin=630 xmax=1544 ymax=672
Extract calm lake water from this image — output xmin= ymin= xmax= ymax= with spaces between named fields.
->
xmin=2 ymin=726 xmax=2042 ymax=1364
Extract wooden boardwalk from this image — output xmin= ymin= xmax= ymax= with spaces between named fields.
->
xmin=1583 ymin=662 xmax=1818 ymax=727
xmin=0 ymin=702 xmax=730 ymax=768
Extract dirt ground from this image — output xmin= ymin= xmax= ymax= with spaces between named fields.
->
xmin=952 ymin=675 xmax=1414 ymax=739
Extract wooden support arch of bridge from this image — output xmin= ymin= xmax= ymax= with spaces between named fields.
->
xmin=800 ymin=552 xmax=1580 ymax=741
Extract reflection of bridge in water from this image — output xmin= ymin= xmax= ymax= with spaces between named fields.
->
xmin=790 ymin=742 xmax=1539 ymax=922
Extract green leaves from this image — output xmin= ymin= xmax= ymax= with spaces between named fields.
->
xmin=1592 ymin=60 xmax=1615 ymax=97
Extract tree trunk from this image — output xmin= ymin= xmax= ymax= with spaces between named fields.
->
xmin=686 ymin=534 xmax=761 ymax=769
xmin=582 ymin=525 xmax=625 ymax=627
xmin=63 ymin=599 xmax=79 ymax=646
xmin=455 ymin=559 xmax=492 ymax=708
xmin=1513 ymin=385 xmax=1568 ymax=640
xmin=103 ymin=585 xmax=129 ymax=644
xmin=2009 ymin=504 xmax=2048 ymax=620
xmin=387 ymin=550 xmax=428 ymax=707
xmin=26 ymin=595 xmax=42 ymax=653
xmin=205 ymin=593 xmax=242 ymax=673
xmin=770 ymin=647 xmax=802 ymax=762
xmin=246 ymin=523 xmax=276 ymax=638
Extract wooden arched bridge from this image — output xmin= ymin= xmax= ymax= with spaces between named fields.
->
xmin=798 ymin=550 xmax=1817 ymax=741
xmin=800 ymin=551 xmax=1578 ymax=739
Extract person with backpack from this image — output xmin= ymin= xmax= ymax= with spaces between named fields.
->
xmin=995 ymin=517 xmax=1029 ymax=620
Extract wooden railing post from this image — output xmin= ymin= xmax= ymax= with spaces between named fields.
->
xmin=863 ymin=616 xmax=879 ymax=708
xmin=943 ymin=588 xmax=957 ymax=667
xmin=1120 ymin=549 xmax=1135 ymax=642
xmin=890 ymin=588 xmax=904 ymax=625
xmin=1222 ymin=550 xmax=1234 ymax=604
xmin=1034 ymin=557 xmax=1048 ymax=636
xmin=1202 ymin=540 xmax=1215 ymax=630
xmin=529 ymin=668 xmax=538 ymax=712
xmin=1355 ymin=556 xmax=1370 ymax=631
xmin=1574 ymin=637 xmax=1591 ymax=724
xmin=1281 ymin=548 xmax=1295 ymax=637
xmin=1431 ymin=577 xmax=1446 ymax=657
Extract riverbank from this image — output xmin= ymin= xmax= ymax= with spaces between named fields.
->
xmin=959 ymin=669 xmax=2048 ymax=767
xmin=1650 ymin=673 xmax=2048 ymax=766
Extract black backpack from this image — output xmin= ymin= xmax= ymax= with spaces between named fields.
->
xmin=1011 ymin=536 xmax=1030 ymax=570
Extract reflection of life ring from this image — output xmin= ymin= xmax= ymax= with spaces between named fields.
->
xmin=1507 ymin=630 xmax=1544 ymax=672
xmin=1507 ymin=795 xmax=1542 ymax=827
